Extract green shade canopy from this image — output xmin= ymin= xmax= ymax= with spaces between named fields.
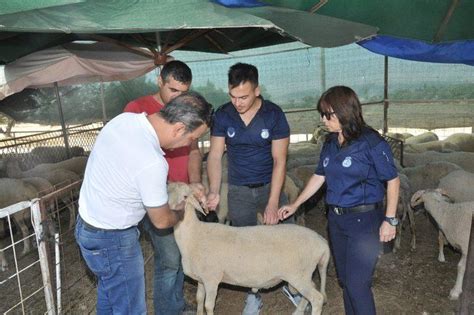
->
xmin=262 ymin=0 xmax=474 ymax=43
xmin=0 ymin=0 xmax=377 ymax=64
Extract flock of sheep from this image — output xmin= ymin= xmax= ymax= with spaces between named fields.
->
xmin=1 ymin=130 xmax=474 ymax=314
xmin=0 ymin=148 xmax=87 ymax=272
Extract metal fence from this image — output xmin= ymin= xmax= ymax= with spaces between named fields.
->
xmin=0 ymin=122 xmax=102 ymax=171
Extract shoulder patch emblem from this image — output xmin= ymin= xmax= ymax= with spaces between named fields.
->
xmin=261 ymin=129 xmax=269 ymax=139
xmin=323 ymin=157 xmax=329 ymax=167
xmin=227 ymin=127 xmax=236 ymax=138
xmin=342 ymin=156 xmax=352 ymax=168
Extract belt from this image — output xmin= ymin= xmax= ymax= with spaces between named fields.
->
xmin=79 ymin=215 xmax=135 ymax=232
xmin=327 ymin=202 xmax=383 ymax=215
xmin=244 ymin=182 xmax=268 ymax=188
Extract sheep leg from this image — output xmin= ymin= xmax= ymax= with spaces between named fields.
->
xmin=196 ymin=282 xmax=205 ymax=315
xmin=0 ymin=251 xmax=7 ymax=271
xmin=449 ymin=255 xmax=466 ymax=300
xmin=12 ymin=212 xmax=31 ymax=255
xmin=289 ymin=281 xmax=323 ymax=315
xmin=203 ymin=282 xmax=219 ymax=315
xmin=317 ymin=250 xmax=330 ymax=303
xmin=438 ymin=231 xmax=446 ymax=262
xmin=406 ymin=202 xmax=416 ymax=251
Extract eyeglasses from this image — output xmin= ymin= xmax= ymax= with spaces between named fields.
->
xmin=320 ymin=111 xmax=335 ymax=120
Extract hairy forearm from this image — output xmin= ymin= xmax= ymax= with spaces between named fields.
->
xmin=188 ymin=147 xmax=202 ymax=183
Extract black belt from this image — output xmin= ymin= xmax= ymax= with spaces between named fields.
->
xmin=327 ymin=202 xmax=383 ymax=215
xmin=244 ymin=182 xmax=268 ymax=188
xmin=79 ymin=215 xmax=135 ymax=232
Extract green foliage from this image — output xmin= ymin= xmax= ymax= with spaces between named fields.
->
xmin=193 ymin=81 xmax=229 ymax=108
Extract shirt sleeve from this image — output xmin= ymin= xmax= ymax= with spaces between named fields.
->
xmin=370 ymin=140 xmax=398 ymax=181
xmin=271 ymin=109 xmax=290 ymax=140
xmin=210 ymin=110 xmax=227 ymax=137
xmin=123 ymin=100 xmax=140 ymax=113
xmin=134 ymin=161 xmax=169 ymax=208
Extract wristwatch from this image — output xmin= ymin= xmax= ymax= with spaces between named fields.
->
xmin=384 ymin=216 xmax=399 ymax=226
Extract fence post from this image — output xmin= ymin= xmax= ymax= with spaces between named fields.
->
xmin=31 ymin=199 xmax=56 ymax=315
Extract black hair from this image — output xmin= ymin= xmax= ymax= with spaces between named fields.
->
xmin=160 ymin=60 xmax=192 ymax=84
xmin=228 ymin=63 xmax=258 ymax=89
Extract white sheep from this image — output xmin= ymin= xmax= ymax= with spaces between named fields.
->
xmin=6 ymin=156 xmax=87 ymax=177
xmin=410 ymin=189 xmax=473 ymax=300
xmin=0 ymin=178 xmax=39 ymax=271
xmin=435 ymin=170 xmax=474 ymax=262
xmin=401 ymin=161 xmax=462 ymax=194
xmin=403 ymin=151 xmax=474 ymax=172
xmin=169 ymin=182 xmax=330 ymax=315
xmin=404 ymin=131 xmax=438 ymax=144
xmin=404 ymin=140 xmax=459 ymax=153
xmin=393 ymin=173 xmax=416 ymax=252
xmin=443 ymin=133 xmax=474 ymax=152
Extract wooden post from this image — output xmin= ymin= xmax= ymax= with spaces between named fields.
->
xmin=458 ymin=218 xmax=474 ymax=314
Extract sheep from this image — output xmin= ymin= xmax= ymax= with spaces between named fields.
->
xmin=393 ymin=173 xmax=416 ymax=252
xmin=403 ymin=151 xmax=474 ymax=172
xmin=169 ymin=182 xmax=330 ymax=315
xmin=401 ymin=161 xmax=462 ymax=194
xmin=410 ymin=189 xmax=474 ymax=300
xmin=443 ymin=133 xmax=474 ymax=152
xmin=404 ymin=131 xmax=438 ymax=144
xmin=30 ymin=146 xmax=85 ymax=164
xmin=404 ymin=140 xmax=459 ymax=153
xmin=6 ymin=159 xmax=81 ymax=229
xmin=6 ymin=156 xmax=88 ymax=177
xmin=0 ymin=178 xmax=39 ymax=271
xmin=434 ymin=170 xmax=474 ymax=262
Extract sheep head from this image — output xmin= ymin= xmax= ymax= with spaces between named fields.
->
xmin=410 ymin=188 xmax=451 ymax=207
xmin=167 ymin=182 xmax=207 ymax=212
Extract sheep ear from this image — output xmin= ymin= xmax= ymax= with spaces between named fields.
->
xmin=435 ymin=188 xmax=449 ymax=197
xmin=186 ymin=195 xmax=206 ymax=215
xmin=410 ymin=190 xmax=425 ymax=206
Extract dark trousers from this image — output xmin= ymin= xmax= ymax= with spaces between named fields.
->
xmin=328 ymin=207 xmax=383 ymax=315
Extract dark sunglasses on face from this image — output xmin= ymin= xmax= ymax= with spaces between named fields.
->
xmin=320 ymin=111 xmax=335 ymax=120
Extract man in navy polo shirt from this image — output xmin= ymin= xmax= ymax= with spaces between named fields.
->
xmin=206 ymin=62 xmax=291 ymax=314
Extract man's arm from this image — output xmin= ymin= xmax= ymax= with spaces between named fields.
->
xmin=206 ymin=136 xmax=226 ymax=210
xmin=146 ymin=204 xmax=184 ymax=229
xmin=188 ymin=139 xmax=202 ymax=183
xmin=264 ymin=137 xmax=289 ymax=225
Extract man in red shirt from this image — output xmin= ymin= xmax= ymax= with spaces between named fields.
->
xmin=124 ymin=60 xmax=201 ymax=315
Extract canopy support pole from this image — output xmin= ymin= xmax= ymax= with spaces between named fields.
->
xmin=320 ymin=48 xmax=326 ymax=93
xmin=100 ymin=80 xmax=107 ymax=124
xmin=383 ymin=56 xmax=389 ymax=134
xmin=54 ymin=82 xmax=71 ymax=159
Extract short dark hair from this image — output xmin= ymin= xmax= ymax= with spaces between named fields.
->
xmin=317 ymin=86 xmax=367 ymax=142
xmin=160 ymin=91 xmax=213 ymax=132
xmin=160 ymin=60 xmax=192 ymax=84
xmin=228 ymin=63 xmax=258 ymax=89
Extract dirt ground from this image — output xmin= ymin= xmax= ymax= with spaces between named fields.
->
xmin=177 ymin=201 xmax=461 ymax=315
xmin=0 ymin=197 xmax=462 ymax=315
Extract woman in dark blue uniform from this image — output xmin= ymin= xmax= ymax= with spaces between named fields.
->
xmin=278 ymin=86 xmax=400 ymax=315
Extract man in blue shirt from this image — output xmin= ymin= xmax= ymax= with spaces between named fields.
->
xmin=206 ymin=63 xmax=290 ymax=314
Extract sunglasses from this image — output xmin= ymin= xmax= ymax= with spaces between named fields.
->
xmin=320 ymin=111 xmax=336 ymax=120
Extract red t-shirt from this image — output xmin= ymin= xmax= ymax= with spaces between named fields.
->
xmin=124 ymin=95 xmax=191 ymax=183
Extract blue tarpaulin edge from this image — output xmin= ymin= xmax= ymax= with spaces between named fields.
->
xmin=211 ymin=0 xmax=266 ymax=8
xmin=358 ymin=35 xmax=474 ymax=66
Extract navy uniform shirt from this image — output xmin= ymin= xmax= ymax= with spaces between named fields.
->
xmin=315 ymin=127 xmax=398 ymax=207
xmin=211 ymin=98 xmax=290 ymax=186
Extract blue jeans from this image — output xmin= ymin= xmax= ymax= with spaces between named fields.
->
xmin=328 ymin=207 xmax=383 ymax=315
xmin=75 ymin=216 xmax=146 ymax=315
xmin=142 ymin=215 xmax=185 ymax=315
xmin=227 ymin=183 xmax=292 ymax=227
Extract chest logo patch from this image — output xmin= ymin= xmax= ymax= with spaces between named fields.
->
xmin=323 ymin=157 xmax=329 ymax=167
xmin=261 ymin=129 xmax=269 ymax=139
xmin=342 ymin=156 xmax=352 ymax=168
xmin=227 ymin=127 xmax=236 ymax=138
